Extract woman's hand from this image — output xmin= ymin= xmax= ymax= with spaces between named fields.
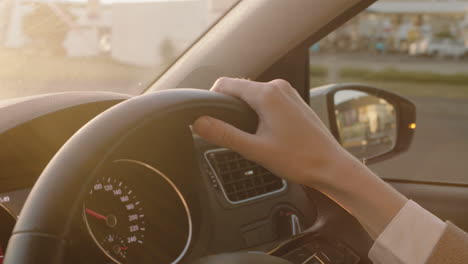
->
xmin=193 ymin=77 xmax=352 ymax=189
xmin=193 ymin=77 xmax=408 ymax=239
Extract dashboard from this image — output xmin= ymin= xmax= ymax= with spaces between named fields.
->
xmin=0 ymin=92 xmax=372 ymax=264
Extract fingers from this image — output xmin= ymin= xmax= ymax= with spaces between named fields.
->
xmin=210 ymin=77 xmax=262 ymax=106
xmin=211 ymin=77 xmax=296 ymax=109
xmin=193 ymin=116 xmax=257 ymax=157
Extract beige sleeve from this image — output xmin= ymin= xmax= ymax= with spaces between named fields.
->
xmin=426 ymin=222 xmax=468 ymax=264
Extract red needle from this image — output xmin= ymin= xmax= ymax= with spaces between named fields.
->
xmin=120 ymin=247 xmax=129 ymax=251
xmin=85 ymin=208 xmax=107 ymax=220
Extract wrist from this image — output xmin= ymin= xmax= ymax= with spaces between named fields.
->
xmin=302 ymin=151 xmax=408 ymax=238
xmin=302 ymin=151 xmax=362 ymax=193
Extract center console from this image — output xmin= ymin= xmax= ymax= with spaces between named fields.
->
xmin=270 ymin=232 xmax=360 ymax=264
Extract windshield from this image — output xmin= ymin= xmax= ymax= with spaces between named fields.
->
xmin=0 ymin=0 xmax=239 ymax=99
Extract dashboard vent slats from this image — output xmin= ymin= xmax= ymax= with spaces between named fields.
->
xmin=205 ymin=149 xmax=286 ymax=203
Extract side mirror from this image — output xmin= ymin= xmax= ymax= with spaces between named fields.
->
xmin=310 ymin=84 xmax=416 ymax=164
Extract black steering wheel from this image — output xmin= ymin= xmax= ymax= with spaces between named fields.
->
xmin=4 ymin=89 xmax=292 ymax=264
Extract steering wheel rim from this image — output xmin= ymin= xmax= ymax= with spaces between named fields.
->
xmin=4 ymin=89 xmax=259 ymax=264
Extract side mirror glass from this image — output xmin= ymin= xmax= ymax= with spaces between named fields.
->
xmin=334 ymin=90 xmax=397 ymax=160
xmin=310 ymin=83 xmax=416 ymax=164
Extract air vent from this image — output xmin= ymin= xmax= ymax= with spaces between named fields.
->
xmin=205 ymin=148 xmax=287 ymax=204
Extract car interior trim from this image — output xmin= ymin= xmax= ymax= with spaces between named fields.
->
xmin=386 ymin=178 xmax=468 ymax=189
xmin=0 ymin=91 xmax=131 ymax=134
xmin=0 ymin=203 xmax=17 ymax=221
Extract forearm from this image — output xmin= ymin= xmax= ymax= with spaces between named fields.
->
xmin=308 ymin=154 xmax=408 ymax=239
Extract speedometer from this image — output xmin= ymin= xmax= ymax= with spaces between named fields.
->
xmin=84 ymin=159 xmax=192 ymax=264
xmin=84 ymin=176 xmax=145 ymax=263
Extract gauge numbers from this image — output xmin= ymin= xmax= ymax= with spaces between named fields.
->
xmin=84 ymin=176 xmax=145 ymax=264
xmin=84 ymin=160 xmax=192 ymax=264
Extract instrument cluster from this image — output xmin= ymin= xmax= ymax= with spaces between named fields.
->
xmin=0 ymin=159 xmax=192 ymax=264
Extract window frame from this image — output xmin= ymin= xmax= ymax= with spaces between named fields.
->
xmin=257 ymin=0 xmax=377 ymax=103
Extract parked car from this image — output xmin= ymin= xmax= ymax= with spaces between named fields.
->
xmin=409 ymin=38 xmax=467 ymax=59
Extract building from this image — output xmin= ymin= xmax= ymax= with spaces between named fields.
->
xmin=0 ymin=0 xmax=236 ymax=66
xmin=317 ymin=0 xmax=468 ymax=52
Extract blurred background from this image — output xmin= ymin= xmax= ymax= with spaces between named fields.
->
xmin=310 ymin=0 xmax=468 ymax=91
xmin=0 ymin=0 xmax=239 ymax=97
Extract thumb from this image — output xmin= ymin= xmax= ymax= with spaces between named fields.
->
xmin=193 ymin=116 xmax=257 ymax=155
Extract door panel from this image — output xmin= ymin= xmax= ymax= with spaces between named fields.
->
xmin=389 ymin=180 xmax=468 ymax=231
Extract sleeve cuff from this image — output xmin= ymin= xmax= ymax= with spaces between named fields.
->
xmin=368 ymin=200 xmax=446 ymax=264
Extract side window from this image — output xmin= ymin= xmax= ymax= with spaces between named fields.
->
xmin=309 ymin=0 xmax=468 ymax=184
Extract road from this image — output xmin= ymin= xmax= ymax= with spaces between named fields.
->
xmin=370 ymin=96 xmax=468 ymax=184
xmin=310 ymin=53 xmax=468 ymax=75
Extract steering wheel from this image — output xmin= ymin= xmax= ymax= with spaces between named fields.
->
xmin=4 ymin=89 xmax=293 ymax=264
